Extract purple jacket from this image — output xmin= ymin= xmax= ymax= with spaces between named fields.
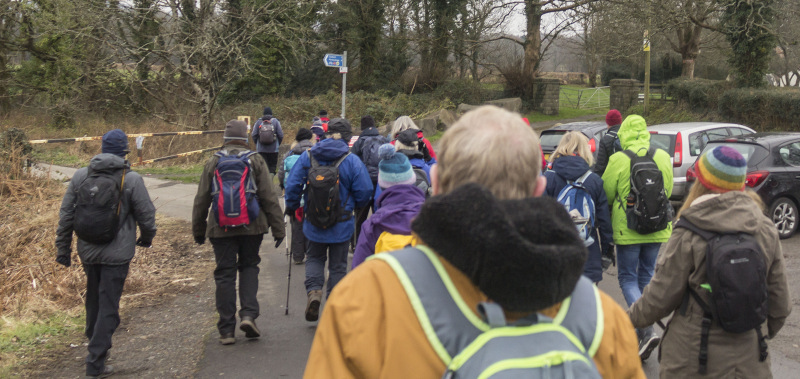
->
xmin=351 ymin=185 xmax=426 ymax=269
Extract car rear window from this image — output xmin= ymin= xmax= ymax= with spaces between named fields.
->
xmin=649 ymin=134 xmax=675 ymax=155
xmin=539 ymin=131 xmax=565 ymax=148
xmin=704 ymin=142 xmax=759 ymax=165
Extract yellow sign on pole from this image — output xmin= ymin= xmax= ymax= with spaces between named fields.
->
xmin=643 ymin=30 xmax=651 ymax=52
xmin=238 ymin=116 xmax=252 ymax=132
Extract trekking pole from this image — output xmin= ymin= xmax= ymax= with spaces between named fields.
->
xmin=284 ymin=215 xmax=291 ymax=316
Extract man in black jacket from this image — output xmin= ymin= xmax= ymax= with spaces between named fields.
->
xmin=350 ymin=115 xmax=388 ymax=244
xmin=593 ymin=109 xmax=623 ymax=176
xmin=56 ymin=129 xmax=157 ymax=378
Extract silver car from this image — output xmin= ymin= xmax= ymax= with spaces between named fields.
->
xmin=647 ymin=122 xmax=756 ymax=201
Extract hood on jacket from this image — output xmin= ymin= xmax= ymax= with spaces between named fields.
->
xmin=551 ymin=155 xmax=591 ymax=181
xmin=372 ymin=185 xmax=426 ymax=234
xmin=411 ymin=184 xmax=587 ymax=313
xmin=618 ymin=115 xmax=650 ymax=152
xmin=310 ymin=138 xmax=349 ymax=162
xmin=290 ymin=139 xmax=314 ymax=155
xmin=680 ymin=191 xmax=766 ymax=235
xmin=359 ymin=127 xmax=381 ymax=137
xmin=89 ymin=153 xmax=128 ymax=172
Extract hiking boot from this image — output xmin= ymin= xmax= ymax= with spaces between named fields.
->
xmin=638 ymin=328 xmax=660 ymax=361
xmin=239 ymin=317 xmax=261 ymax=339
xmin=293 ymin=259 xmax=305 ymax=265
xmin=305 ymin=290 xmax=323 ymax=322
xmin=219 ymin=332 xmax=235 ymax=345
xmin=86 ymin=365 xmax=114 ymax=378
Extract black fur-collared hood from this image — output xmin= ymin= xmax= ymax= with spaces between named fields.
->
xmin=411 ymin=183 xmax=587 ymax=312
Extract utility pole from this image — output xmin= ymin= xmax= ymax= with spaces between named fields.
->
xmin=341 ymin=51 xmax=347 ymax=118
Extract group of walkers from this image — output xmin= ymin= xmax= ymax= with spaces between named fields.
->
xmin=55 ymin=104 xmax=791 ymax=378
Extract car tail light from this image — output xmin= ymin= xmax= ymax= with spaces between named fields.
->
xmin=649 ymin=131 xmax=658 ymax=134
xmin=686 ymin=165 xmax=696 ymax=182
xmin=673 ymin=132 xmax=683 ymax=168
xmin=745 ymin=171 xmax=769 ymax=188
xmin=588 ymin=138 xmax=596 ymax=153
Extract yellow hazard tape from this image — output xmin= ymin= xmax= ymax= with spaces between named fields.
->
xmin=29 ymin=130 xmax=224 ymax=144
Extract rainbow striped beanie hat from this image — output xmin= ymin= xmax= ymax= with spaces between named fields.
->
xmin=696 ymin=146 xmax=747 ymax=192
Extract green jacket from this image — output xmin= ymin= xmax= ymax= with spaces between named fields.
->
xmin=192 ymin=143 xmax=285 ymax=240
xmin=601 ymin=115 xmax=673 ymax=245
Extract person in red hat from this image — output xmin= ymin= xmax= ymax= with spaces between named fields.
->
xmin=593 ymin=109 xmax=623 ymax=176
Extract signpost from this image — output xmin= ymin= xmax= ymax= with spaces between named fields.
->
xmin=643 ymin=29 xmax=651 ymax=115
xmin=324 ymin=51 xmax=348 ymax=118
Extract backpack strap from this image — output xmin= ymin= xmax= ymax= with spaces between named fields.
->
xmin=575 ymin=170 xmax=593 ymax=186
xmin=674 ymin=218 xmax=716 ymax=241
xmin=551 ymin=276 xmax=604 ymax=356
xmin=371 ymin=246 xmax=488 ymax=364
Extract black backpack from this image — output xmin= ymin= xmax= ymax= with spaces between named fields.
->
xmin=675 ymin=218 xmax=769 ymax=374
xmin=73 ymin=167 xmax=126 ymax=244
xmin=305 ymin=151 xmax=351 ymax=229
xmin=622 ymin=148 xmax=673 ymax=234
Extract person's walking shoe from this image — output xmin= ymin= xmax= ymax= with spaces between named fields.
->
xmin=305 ymin=290 xmax=323 ymax=322
xmin=86 ymin=365 xmax=114 ymax=378
xmin=293 ymin=259 xmax=305 ymax=265
xmin=239 ymin=317 xmax=261 ymax=339
xmin=219 ymin=333 xmax=235 ymax=345
xmin=638 ymin=329 xmax=661 ymax=361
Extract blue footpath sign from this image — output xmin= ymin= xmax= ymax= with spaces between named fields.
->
xmin=323 ymin=54 xmax=344 ymax=67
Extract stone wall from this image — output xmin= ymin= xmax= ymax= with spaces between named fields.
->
xmin=610 ymin=79 xmax=640 ymax=112
xmin=532 ymin=78 xmax=560 ymax=115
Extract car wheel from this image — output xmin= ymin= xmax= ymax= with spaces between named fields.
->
xmin=770 ymin=197 xmax=798 ymax=239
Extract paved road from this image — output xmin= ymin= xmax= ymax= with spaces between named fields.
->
xmin=40 ymin=163 xmax=800 ymax=378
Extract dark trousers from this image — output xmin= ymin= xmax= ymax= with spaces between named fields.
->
xmin=210 ymin=234 xmax=263 ymax=335
xmin=290 ymin=216 xmax=308 ymax=263
xmin=305 ymin=241 xmax=349 ymax=298
xmin=83 ymin=263 xmax=129 ymax=376
xmin=259 ymin=152 xmax=279 ymax=174
xmin=353 ymin=180 xmax=377 ymax=247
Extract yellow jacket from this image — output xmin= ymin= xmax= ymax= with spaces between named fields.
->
xmin=305 ymin=255 xmax=645 ymax=378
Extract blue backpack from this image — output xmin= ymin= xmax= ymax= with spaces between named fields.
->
xmin=555 ymin=170 xmax=595 ymax=247
xmin=211 ymin=149 xmax=260 ymax=229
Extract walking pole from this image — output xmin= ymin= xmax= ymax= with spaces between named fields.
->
xmin=284 ymin=215 xmax=292 ymax=315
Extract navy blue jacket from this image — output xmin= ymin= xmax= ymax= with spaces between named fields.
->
xmin=543 ymin=155 xmax=614 ymax=283
xmin=251 ymin=116 xmax=284 ymax=153
xmin=285 ymin=138 xmax=373 ymax=243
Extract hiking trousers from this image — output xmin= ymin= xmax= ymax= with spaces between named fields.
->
xmin=83 ymin=263 xmax=129 ymax=376
xmin=290 ymin=215 xmax=309 ymax=263
xmin=306 ymin=241 xmax=349 ymax=298
xmin=259 ymin=152 xmax=279 ymax=174
xmin=210 ymin=234 xmax=263 ymax=335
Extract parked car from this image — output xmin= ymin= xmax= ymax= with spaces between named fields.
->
xmin=686 ymin=132 xmax=800 ymax=239
xmin=539 ymin=121 xmax=607 ymax=163
xmin=647 ymin=122 xmax=756 ymax=201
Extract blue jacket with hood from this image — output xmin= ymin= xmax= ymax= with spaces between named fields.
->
xmin=285 ymin=138 xmax=373 ymax=243
xmin=544 ymin=154 xmax=614 ymax=283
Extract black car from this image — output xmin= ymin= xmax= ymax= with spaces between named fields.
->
xmin=539 ymin=121 xmax=607 ymax=163
xmin=686 ymin=132 xmax=800 ymax=238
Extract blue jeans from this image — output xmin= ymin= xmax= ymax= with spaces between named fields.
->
xmin=305 ymin=241 xmax=350 ymax=298
xmin=616 ymin=243 xmax=661 ymax=307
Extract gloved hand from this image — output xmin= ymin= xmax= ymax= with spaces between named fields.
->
xmin=274 ymin=237 xmax=284 ymax=248
xmin=56 ymin=254 xmax=71 ymax=267
xmin=194 ymin=236 xmax=205 ymax=245
xmin=284 ymin=207 xmax=296 ymax=217
xmin=601 ymin=245 xmax=616 ymax=271
xmin=136 ymin=237 xmax=152 ymax=248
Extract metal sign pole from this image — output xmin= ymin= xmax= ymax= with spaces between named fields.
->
xmin=341 ymin=51 xmax=347 ymax=118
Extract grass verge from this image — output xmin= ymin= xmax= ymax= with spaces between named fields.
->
xmin=0 ymin=313 xmax=84 ymax=378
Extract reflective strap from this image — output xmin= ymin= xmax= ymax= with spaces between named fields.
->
xmin=553 ymin=277 xmax=603 ymax=356
xmin=372 ymin=247 xmax=487 ymax=364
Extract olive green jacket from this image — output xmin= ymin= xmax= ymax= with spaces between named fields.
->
xmin=192 ymin=144 xmax=285 ymax=240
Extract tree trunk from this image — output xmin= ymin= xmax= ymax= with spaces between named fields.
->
xmin=681 ymin=59 xmax=696 ymax=79
xmin=523 ymin=1 xmax=543 ymax=98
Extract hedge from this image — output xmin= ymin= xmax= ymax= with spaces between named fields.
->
xmin=664 ymin=78 xmax=734 ymax=111
xmin=719 ymin=88 xmax=800 ymax=130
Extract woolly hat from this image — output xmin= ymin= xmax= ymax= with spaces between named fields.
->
xmin=327 ymin=118 xmax=353 ymax=141
xmin=412 ymin=184 xmax=587 ymax=313
xmin=695 ymin=145 xmax=747 ymax=193
xmin=396 ymin=129 xmax=420 ymax=151
xmin=606 ymin=109 xmax=622 ymax=127
xmin=101 ymin=129 xmax=130 ymax=157
xmin=224 ymin=119 xmax=249 ymax=142
xmin=263 ymin=106 xmax=273 ymax=116
xmin=378 ymin=144 xmax=417 ymax=189
xmin=295 ymin=128 xmax=313 ymax=142
xmin=361 ymin=115 xmax=376 ymax=130
xmin=319 ymin=110 xmax=328 ymax=118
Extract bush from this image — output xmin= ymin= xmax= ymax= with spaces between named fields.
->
xmin=664 ymin=79 xmax=734 ymax=111
xmin=718 ymin=88 xmax=800 ymax=130
xmin=601 ymin=61 xmax=634 ymax=86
